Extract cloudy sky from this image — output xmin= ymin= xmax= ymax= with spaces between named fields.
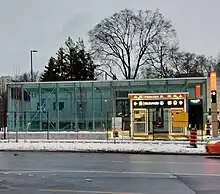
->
xmin=0 ymin=0 xmax=219 ymax=76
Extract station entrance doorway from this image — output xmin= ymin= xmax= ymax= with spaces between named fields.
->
xmin=128 ymin=93 xmax=189 ymax=138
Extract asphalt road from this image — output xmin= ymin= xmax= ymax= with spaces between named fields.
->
xmin=0 ymin=152 xmax=220 ymax=194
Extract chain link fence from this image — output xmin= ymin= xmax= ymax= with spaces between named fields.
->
xmin=2 ymin=108 xmax=219 ymax=142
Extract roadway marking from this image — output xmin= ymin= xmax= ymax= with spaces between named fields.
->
xmin=39 ymin=189 xmax=145 ymax=194
xmin=111 ymin=160 xmax=220 ymax=165
xmin=2 ymin=169 xmax=220 ymax=177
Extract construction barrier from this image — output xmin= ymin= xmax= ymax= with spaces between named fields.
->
xmin=206 ymin=123 xmax=211 ymax=136
xmin=189 ymin=128 xmax=197 ymax=148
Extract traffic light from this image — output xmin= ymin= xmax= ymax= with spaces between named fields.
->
xmin=211 ymin=91 xmax=217 ymax=103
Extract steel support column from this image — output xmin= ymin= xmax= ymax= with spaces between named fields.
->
xmin=21 ymin=84 xmax=24 ymax=131
xmin=92 ymin=83 xmax=95 ymax=130
xmin=70 ymin=90 xmax=73 ymax=130
xmin=74 ymin=84 xmax=78 ymax=131
xmin=56 ymin=83 xmax=59 ymax=131
xmin=39 ymin=84 xmax=42 ymax=131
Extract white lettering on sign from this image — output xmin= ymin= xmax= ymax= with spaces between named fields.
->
xmin=131 ymin=93 xmax=186 ymax=99
xmin=134 ymin=101 xmax=160 ymax=106
xmin=179 ymin=100 xmax=183 ymax=105
xmin=160 ymin=101 xmax=164 ymax=105
xmin=173 ymin=100 xmax=177 ymax=105
xmin=143 ymin=101 xmax=160 ymax=106
xmin=133 ymin=100 xmax=184 ymax=107
xmin=190 ymin=99 xmax=200 ymax=104
xmin=167 ymin=101 xmax=172 ymax=105
xmin=145 ymin=95 xmax=160 ymax=99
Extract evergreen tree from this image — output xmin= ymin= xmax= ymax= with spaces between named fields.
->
xmin=65 ymin=37 xmax=96 ymax=81
xmin=41 ymin=37 xmax=97 ymax=82
xmin=41 ymin=57 xmax=59 ymax=81
xmin=56 ymin=47 xmax=67 ymax=81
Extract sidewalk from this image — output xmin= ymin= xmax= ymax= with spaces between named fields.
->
xmin=0 ymin=131 xmax=211 ymax=141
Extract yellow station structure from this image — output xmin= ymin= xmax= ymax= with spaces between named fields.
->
xmin=128 ymin=92 xmax=189 ymax=139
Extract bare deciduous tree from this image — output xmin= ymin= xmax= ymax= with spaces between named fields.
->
xmin=12 ymin=71 xmax=41 ymax=82
xmin=141 ymin=43 xmax=179 ymax=78
xmin=88 ymin=8 xmax=178 ymax=79
xmin=171 ymin=52 xmax=216 ymax=77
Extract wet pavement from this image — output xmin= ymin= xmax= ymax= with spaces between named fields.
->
xmin=0 ymin=152 xmax=220 ymax=193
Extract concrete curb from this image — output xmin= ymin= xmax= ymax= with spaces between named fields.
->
xmin=146 ymin=151 xmax=208 ymax=156
xmin=0 ymin=149 xmax=208 ymax=156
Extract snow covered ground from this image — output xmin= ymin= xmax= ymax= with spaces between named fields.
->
xmin=0 ymin=139 xmax=207 ymax=144
xmin=0 ymin=142 xmax=206 ymax=154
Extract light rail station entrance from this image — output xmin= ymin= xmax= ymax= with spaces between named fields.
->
xmin=128 ymin=92 xmax=189 ymax=138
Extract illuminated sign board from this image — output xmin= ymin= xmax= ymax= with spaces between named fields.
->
xmin=189 ymin=99 xmax=202 ymax=105
xmin=129 ymin=93 xmax=187 ymax=100
xmin=210 ymin=72 xmax=217 ymax=91
xmin=132 ymin=99 xmax=184 ymax=108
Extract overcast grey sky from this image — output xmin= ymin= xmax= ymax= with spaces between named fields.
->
xmin=0 ymin=0 xmax=219 ymax=76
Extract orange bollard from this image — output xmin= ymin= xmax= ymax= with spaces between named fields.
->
xmin=206 ymin=122 xmax=211 ymax=136
xmin=189 ymin=128 xmax=197 ymax=148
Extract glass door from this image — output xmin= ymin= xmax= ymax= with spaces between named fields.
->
xmin=152 ymin=108 xmax=168 ymax=133
xmin=133 ymin=109 xmax=148 ymax=136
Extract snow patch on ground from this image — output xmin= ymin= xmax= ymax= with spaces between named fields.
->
xmin=0 ymin=139 xmax=207 ymax=145
xmin=0 ymin=142 xmax=206 ymax=154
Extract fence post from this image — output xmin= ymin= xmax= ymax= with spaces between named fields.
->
xmin=3 ymin=127 xmax=6 ymax=140
xmin=7 ymin=129 xmax=9 ymax=143
xmin=3 ymin=109 xmax=7 ymax=139
xmin=201 ymin=123 xmax=204 ymax=141
xmin=153 ymin=111 xmax=155 ymax=141
xmin=16 ymin=130 xmax=18 ymax=143
xmin=47 ymin=112 xmax=49 ymax=140
xmin=106 ymin=112 xmax=109 ymax=141
xmin=113 ymin=116 xmax=116 ymax=144
xmin=122 ymin=121 xmax=125 ymax=140
xmin=24 ymin=123 xmax=31 ymax=143
xmin=7 ymin=113 xmax=9 ymax=142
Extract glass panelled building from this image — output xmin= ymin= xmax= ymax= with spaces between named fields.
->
xmin=7 ymin=77 xmax=208 ymax=132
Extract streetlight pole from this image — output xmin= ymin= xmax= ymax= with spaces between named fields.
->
xmin=30 ymin=50 xmax=38 ymax=82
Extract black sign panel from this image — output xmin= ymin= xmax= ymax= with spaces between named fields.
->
xmin=132 ymin=99 xmax=184 ymax=109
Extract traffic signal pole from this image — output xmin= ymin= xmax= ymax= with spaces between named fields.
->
xmin=210 ymin=72 xmax=218 ymax=137
xmin=211 ymin=91 xmax=218 ymax=137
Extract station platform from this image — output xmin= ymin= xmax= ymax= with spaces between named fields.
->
xmin=109 ymin=130 xmax=212 ymax=141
